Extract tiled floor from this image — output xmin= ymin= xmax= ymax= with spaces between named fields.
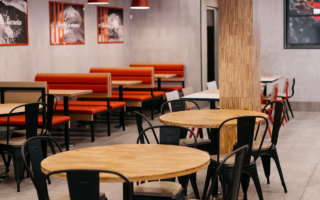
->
xmin=0 ymin=111 xmax=319 ymax=199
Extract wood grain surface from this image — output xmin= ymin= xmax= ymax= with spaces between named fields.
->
xmin=0 ymin=103 xmax=30 ymax=116
xmin=154 ymin=74 xmax=177 ymax=79
xmin=41 ymin=144 xmax=210 ymax=182
xmin=112 ymin=81 xmax=142 ymax=87
xmin=160 ymin=110 xmax=267 ymax=129
xmin=49 ymin=90 xmax=93 ymax=97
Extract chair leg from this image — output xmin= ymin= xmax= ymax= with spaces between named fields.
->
xmin=286 ymin=99 xmax=294 ymax=118
xmin=150 ymin=100 xmax=154 ymax=120
xmin=202 ymin=164 xmax=218 ymax=199
xmin=107 ymin=112 xmax=111 ymax=136
xmin=64 ymin=123 xmax=70 ymax=151
xmin=91 ymin=121 xmax=95 ymax=142
xmin=261 ymin=155 xmax=271 ymax=184
xmin=1 ymin=151 xmax=9 ymax=173
xmin=270 ymin=150 xmax=287 ymax=193
xmin=122 ymin=108 xmax=126 ymax=131
xmin=240 ymin=173 xmax=250 ymax=200
xmin=250 ymin=167 xmax=264 ymax=200
xmin=6 ymin=154 xmax=11 ymax=173
xmin=190 ymin=173 xmax=200 ymax=199
xmin=285 ymin=101 xmax=290 ymax=121
xmin=10 ymin=149 xmax=25 ymax=192
xmin=178 ymin=175 xmax=189 ymax=196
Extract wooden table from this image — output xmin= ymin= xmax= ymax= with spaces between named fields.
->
xmin=261 ymin=76 xmax=284 ymax=95
xmin=160 ymin=109 xmax=268 ymax=154
xmin=182 ymin=89 xmax=219 ymax=109
xmin=0 ymin=103 xmax=28 ymax=117
xmin=41 ymin=144 xmax=210 ymax=198
xmin=49 ymin=90 xmax=93 ymax=150
xmin=154 ymin=74 xmax=176 ymax=91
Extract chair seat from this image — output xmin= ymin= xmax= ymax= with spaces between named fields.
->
xmin=0 ymin=136 xmax=26 ymax=146
xmin=57 ymin=101 xmax=126 ymax=109
xmin=263 ymin=96 xmax=272 ymax=101
xmin=13 ymin=129 xmax=47 ymax=136
xmin=261 ymin=104 xmax=271 ymax=110
xmin=252 ymin=140 xmax=273 ymax=150
xmin=0 ymin=115 xmax=70 ymax=126
xmin=210 ymin=154 xmax=254 ymax=165
xmin=134 ymin=181 xmax=183 ymax=197
xmin=55 ymin=106 xmax=109 ymax=114
xmin=50 ymin=192 xmax=106 ymax=200
xmin=179 ymin=138 xmax=211 ymax=147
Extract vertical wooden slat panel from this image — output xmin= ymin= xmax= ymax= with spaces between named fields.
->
xmin=218 ymin=0 xmax=261 ymax=153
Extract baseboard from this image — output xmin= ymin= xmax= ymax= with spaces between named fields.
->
xmin=290 ymin=101 xmax=320 ymax=112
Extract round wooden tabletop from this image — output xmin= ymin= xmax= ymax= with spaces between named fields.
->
xmin=41 ymin=144 xmax=210 ymax=182
xmin=160 ymin=109 xmax=268 ymax=129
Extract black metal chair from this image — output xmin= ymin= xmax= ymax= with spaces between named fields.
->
xmin=44 ymin=169 xmax=132 ymax=200
xmin=203 ymin=145 xmax=249 ymax=200
xmin=160 ymin=100 xmax=211 ymax=146
xmin=252 ymin=102 xmax=288 ymax=193
xmin=0 ymin=102 xmax=46 ymax=192
xmin=281 ymin=77 xmax=295 ymax=118
xmin=202 ymin=116 xmax=269 ymax=200
xmin=135 ymin=125 xmax=198 ymax=200
xmin=13 ymin=94 xmax=70 ymax=148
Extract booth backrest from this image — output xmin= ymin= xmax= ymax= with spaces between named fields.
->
xmin=90 ymin=67 xmax=154 ymax=88
xmin=130 ymin=63 xmax=184 ymax=81
xmin=0 ymin=82 xmax=47 ymax=103
xmin=35 ymin=73 xmax=112 ymax=98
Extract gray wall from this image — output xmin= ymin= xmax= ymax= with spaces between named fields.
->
xmin=130 ymin=0 xmax=203 ymax=92
xmin=260 ymin=0 xmax=318 ymax=110
xmin=0 ymin=0 xmax=132 ymax=82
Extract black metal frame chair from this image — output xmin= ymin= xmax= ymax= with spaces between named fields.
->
xmin=281 ymin=77 xmax=295 ymax=118
xmin=203 ymin=115 xmax=269 ymax=200
xmin=135 ymin=125 xmax=197 ymax=199
xmin=21 ymin=136 xmax=62 ymax=200
xmin=44 ymin=169 xmax=132 ymax=200
xmin=252 ymin=102 xmax=288 ymax=193
xmin=0 ymin=102 xmax=47 ymax=192
xmin=203 ymin=145 xmax=249 ymax=200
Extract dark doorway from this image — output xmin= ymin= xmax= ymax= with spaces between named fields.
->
xmin=207 ymin=9 xmax=215 ymax=83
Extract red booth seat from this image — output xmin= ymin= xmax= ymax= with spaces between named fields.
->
xmin=130 ymin=64 xmax=184 ymax=77
xmin=55 ymin=106 xmax=109 ymax=115
xmin=0 ymin=115 xmax=70 ymax=126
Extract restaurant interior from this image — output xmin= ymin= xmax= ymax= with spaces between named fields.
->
xmin=0 ymin=0 xmax=318 ymax=199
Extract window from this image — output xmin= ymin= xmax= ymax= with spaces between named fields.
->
xmin=285 ymin=0 xmax=320 ymax=49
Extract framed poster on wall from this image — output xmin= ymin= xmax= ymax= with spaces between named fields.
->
xmin=0 ymin=0 xmax=28 ymax=46
xmin=97 ymin=7 xmax=124 ymax=43
xmin=49 ymin=2 xmax=85 ymax=45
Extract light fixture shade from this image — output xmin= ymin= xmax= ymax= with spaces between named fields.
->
xmin=88 ymin=0 xmax=109 ymax=4
xmin=131 ymin=0 xmax=149 ymax=9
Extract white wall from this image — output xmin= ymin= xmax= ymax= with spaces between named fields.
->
xmin=130 ymin=0 xmax=203 ymax=92
xmin=206 ymin=0 xmax=218 ymax=8
xmin=0 ymin=0 xmax=131 ymax=82
xmin=260 ymin=0 xmax=317 ymax=103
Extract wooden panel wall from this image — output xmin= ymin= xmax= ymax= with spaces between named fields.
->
xmin=218 ymin=0 xmax=261 ymax=153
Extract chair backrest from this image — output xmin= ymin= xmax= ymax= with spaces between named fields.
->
xmin=45 ymin=169 xmax=133 ymax=200
xmin=21 ymin=136 xmax=62 ymax=200
xmin=204 ymin=145 xmax=249 ymax=200
xmin=282 ymin=77 xmax=290 ymax=95
xmin=134 ymin=111 xmax=159 ymax=144
xmin=37 ymin=94 xmax=58 ymax=134
xmin=137 ymin=125 xmax=197 ymax=148
xmin=260 ymin=87 xmax=265 ymax=104
xmin=182 ymin=87 xmax=196 ymax=109
xmin=207 ymin=81 xmax=217 ymax=90
xmin=270 ymin=82 xmax=279 ymax=101
xmin=262 ymin=102 xmax=286 ymax=148
xmin=160 ymin=99 xmax=200 ymax=115
xmin=165 ymin=91 xmax=180 ymax=112
xmin=6 ymin=103 xmax=47 ymax=145
xmin=0 ymin=82 xmax=47 ymax=104
xmin=289 ymin=75 xmax=296 ymax=98
xmin=218 ymin=116 xmax=268 ymax=165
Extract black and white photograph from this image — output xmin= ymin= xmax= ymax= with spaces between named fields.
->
xmin=98 ymin=7 xmax=124 ymax=43
xmin=0 ymin=0 xmax=28 ymax=46
xmin=50 ymin=2 xmax=85 ymax=45
xmin=287 ymin=0 xmax=320 ymax=44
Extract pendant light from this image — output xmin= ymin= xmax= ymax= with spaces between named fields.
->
xmin=88 ymin=0 xmax=109 ymax=4
xmin=131 ymin=0 xmax=149 ymax=9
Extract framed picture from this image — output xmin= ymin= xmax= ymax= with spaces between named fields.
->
xmin=284 ymin=0 xmax=320 ymax=49
xmin=0 ymin=0 xmax=28 ymax=46
xmin=49 ymin=1 xmax=85 ymax=45
xmin=97 ymin=7 xmax=124 ymax=43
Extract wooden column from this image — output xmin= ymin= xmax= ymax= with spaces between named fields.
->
xmin=218 ymin=0 xmax=261 ymax=153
